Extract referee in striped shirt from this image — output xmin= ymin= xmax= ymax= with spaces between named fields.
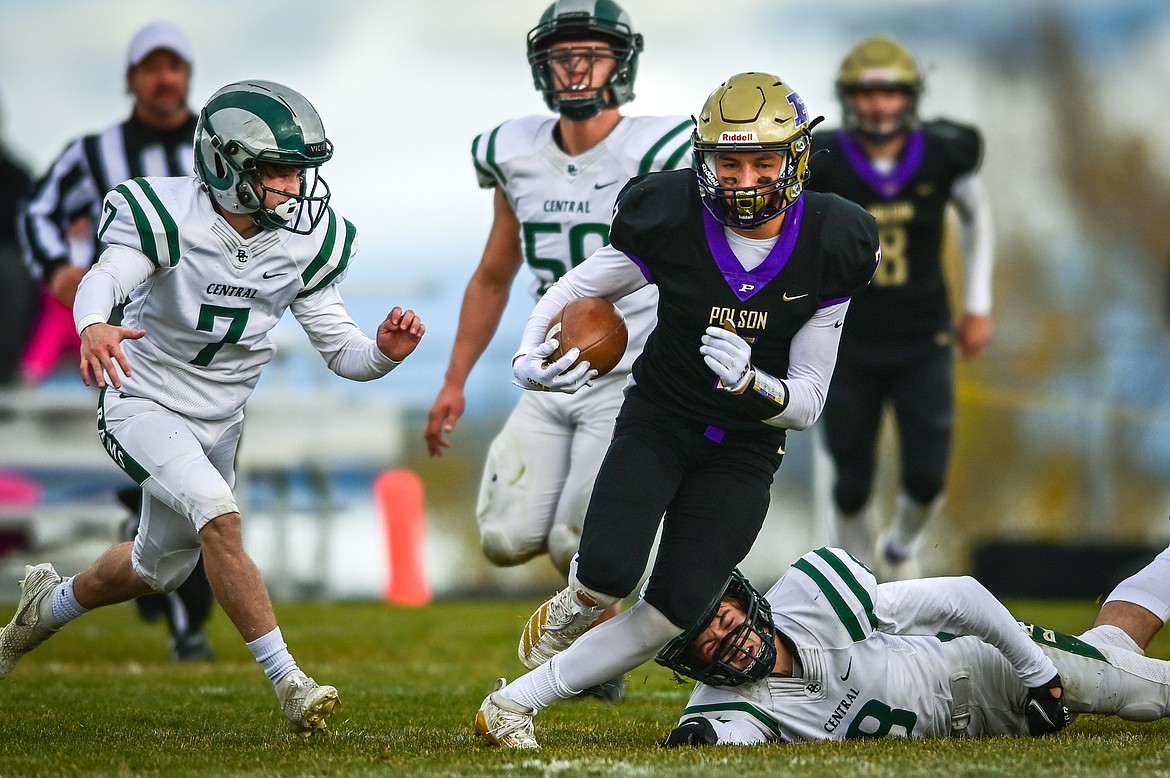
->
xmin=19 ymin=20 xmax=217 ymax=662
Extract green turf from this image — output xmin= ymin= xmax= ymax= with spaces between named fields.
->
xmin=0 ymin=597 xmax=1168 ymax=777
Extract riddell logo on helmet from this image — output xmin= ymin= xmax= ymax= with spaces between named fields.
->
xmin=720 ymin=132 xmax=758 ymax=143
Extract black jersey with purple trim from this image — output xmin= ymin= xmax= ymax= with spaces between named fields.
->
xmin=609 ymin=168 xmax=878 ymax=434
xmin=807 ymin=120 xmax=981 ymax=342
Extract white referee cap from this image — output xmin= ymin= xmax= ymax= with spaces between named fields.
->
xmin=126 ymin=20 xmax=194 ymax=68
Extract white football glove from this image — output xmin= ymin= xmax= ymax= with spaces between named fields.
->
xmin=700 ymin=326 xmax=753 ymax=393
xmin=513 ymin=338 xmax=597 ymax=394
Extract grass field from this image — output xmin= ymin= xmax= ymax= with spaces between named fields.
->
xmin=1 ymin=596 xmax=1169 ymax=777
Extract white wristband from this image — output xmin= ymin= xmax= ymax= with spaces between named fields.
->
xmin=76 ymin=313 xmax=107 ymax=336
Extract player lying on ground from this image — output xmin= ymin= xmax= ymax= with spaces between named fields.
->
xmin=657 ymin=547 xmax=1170 ymax=745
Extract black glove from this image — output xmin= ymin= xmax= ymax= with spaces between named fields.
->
xmin=1024 ymin=673 xmax=1072 ymax=736
xmin=661 ymin=717 xmax=718 ymax=748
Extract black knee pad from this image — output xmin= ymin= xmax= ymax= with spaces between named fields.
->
xmin=574 ymin=550 xmax=641 ymax=602
xmin=834 ymin=475 xmax=872 ymax=515
xmin=643 ymin=571 xmax=729 ymax=632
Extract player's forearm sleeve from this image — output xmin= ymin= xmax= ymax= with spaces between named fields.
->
xmin=516 ymin=244 xmax=648 ymax=358
xmin=950 ymin=173 xmax=994 ymax=316
xmin=73 ymin=246 xmax=154 ymax=334
xmin=875 ymin=577 xmax=1057 ymax=686
xmin=760 ymin=301 xmax=848 ymax=430
xmin=292 ymin=286 xmax=399 ymax=381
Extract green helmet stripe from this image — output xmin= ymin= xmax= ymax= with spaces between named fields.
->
xmin=203 ymin=90 xmax=303 ymax=152
xmin=484 ymin=126 xmax=507 ymax=187
xmin=300 ymin=218 xmax=355 ymax=297
xmin=638 ymin=119 xmax=693 ymax=175
xmin=113 ymin=183 xmax=160 ymax=267
xmin=300 ymin=208 xmax=338 ymax=286
xmin=132 ymin=178 xmax=180 ymax=267
xmin=681 ymin=702 xmax=782 ymax=738
xmin=793 ymin=556 xmax=866 ymax=641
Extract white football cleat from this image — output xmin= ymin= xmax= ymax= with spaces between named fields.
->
xmin=0 ymin=563 xmax=63 ymax=679
xmin=474 ymin=677 xmax=538 ymax=749
xmin=275 ymin=670 xmax=340 ymax=739
xmin=518 ymin=588 xmax=599 ymax=670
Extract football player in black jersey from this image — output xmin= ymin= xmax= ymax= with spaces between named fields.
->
xmin=474 ymin=71 xmax=879 ymax=748
xmin=808 ymin=37 xmax=995 ymax=580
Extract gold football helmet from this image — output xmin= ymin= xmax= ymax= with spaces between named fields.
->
xmin=835 ymin=36 xmax=923 ymax=138
xmin=693 ymin=72 xmax=820 ymax=229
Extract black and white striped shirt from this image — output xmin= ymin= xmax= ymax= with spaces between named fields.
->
xmin=20 ymin=112 xmax=197 ymax=283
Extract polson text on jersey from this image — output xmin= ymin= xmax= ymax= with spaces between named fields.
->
xmin=708 ymin=307 xmax=769 ymax=330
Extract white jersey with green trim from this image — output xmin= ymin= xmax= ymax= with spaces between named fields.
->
xmin=679 ymin=546 xmax=1068 ymax=742
xmin=97 ymin=176 xmax=357 ymax=419
xmin=682 ymin=548 xmax=961 ymax=742
xmin=680 ymin=548 xmax=1170 ymax=743
xmin=472 ymin=114 xmax=692 ymax=374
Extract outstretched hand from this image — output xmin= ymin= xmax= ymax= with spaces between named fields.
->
xmin=377 ymin=307 xmax=425 ymax=362
xmin=79 ymin=322 xmax=146 ymax=389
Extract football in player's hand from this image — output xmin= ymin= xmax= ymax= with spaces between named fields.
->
xmin=545 ymin=297 xmax=628 ymax=377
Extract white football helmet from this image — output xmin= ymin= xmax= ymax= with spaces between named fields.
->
xmin=194 ymin=80 xmax=332 ymax=233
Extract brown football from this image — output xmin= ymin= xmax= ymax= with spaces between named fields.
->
xmin=545 ymin=297 xmax=629 ymax=377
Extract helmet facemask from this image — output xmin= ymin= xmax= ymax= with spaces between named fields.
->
xmin=527 ymin=1 xmax=643 ymax=121
xmin=531 ymin=42 xmax=628 ymax=121
xmin=261 ymin=165 xmax=330 ymax=234
xmin=696 ymin=142 xmax=811 ymax=231
xmin=655 ymin=571 xmax=779 ymax=687
xmin=840 ymin=86 xmax=919 ymax=143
